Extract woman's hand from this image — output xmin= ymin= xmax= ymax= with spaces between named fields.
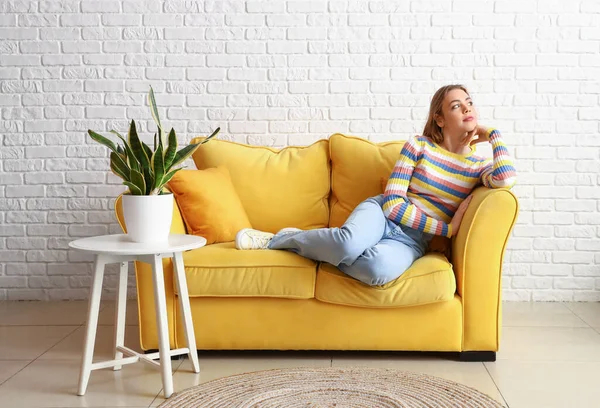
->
xmin=466 ymin=124 xmax=491 ymax=146
xmin=450 ymin=196 xmax=473 ymax=236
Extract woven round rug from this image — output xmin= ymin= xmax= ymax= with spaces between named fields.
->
xmin=158 ymin=367 xmax=504 ymax=407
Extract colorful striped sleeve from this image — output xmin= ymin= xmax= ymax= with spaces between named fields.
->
xmin=480 ymin=129 xmax=517 ymax=189
xmin=382 ymin=137 xmax=453 ymax=238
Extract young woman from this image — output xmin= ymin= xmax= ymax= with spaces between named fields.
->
xmin=235 ymin=84 xmax=517 ymax=286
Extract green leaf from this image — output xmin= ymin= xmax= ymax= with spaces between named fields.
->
xmin=151 ymin=143 xmax=164 ymax=191
xmin=153 ymin=132 xmax=157 ymax=151
xmin=141 ymin=141 xmax=153 ymax=162
xmin=163 ymin=128 xmax=177 ymax=171
xmin=123 ymin=181 xmax=143 ymax=196
xmin=88 ymin=130 xmax=118 ymax=153
xmin=129 ymin=168 xmax=146 ymax=196
xmin=128 ymin=120 xmax=150 ymax=170
xmin=169 ymin=143 xmax=201 ymax=169
xmin=116 ymin=144 xmax=126 ymax=161
xmin=111 ymin=131 xmax=140 ymax=173
xmin=109 ymin=130 xmax=125 ymax=139
xmin=161 ymin=167 xmax=183 ymax=187
xmin=199 ymin=127 xmax=220 ymax=145
xmin=140 ymin=141 xmax=154 ymax=194
xmin=148 ymin=87 xmax=166 ymax=149
xmin=148 ymin=86 xmax=161 ymax=132
xmin=110 ymin=152 xmax=130 ymax=181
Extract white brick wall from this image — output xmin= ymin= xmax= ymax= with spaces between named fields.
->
xmin=0 ymin=0 xmax=599 ymax=301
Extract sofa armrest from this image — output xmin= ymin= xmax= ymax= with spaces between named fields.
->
xmin=114 ymin=193 xmax=187 ymax=235
xmin=451 ymin=186 xmax=519 ymax=351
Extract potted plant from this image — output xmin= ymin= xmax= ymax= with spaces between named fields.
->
xmin=88 ymin=87 xmax=220 ymax=243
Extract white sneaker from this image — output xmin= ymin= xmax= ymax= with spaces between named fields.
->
xmin=235 ymin=228 xmax=275 ymax=250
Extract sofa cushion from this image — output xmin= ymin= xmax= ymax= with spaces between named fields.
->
xmin=168 ymin=167 xmax=252 ymax=244
xmin=315 ymin=253 xmax=456 ymax=308
xmin=329 ymin=133 xmax=405 ymax=227
xmin=190 ymin=137 xmax=330 ymax=233
xmin=176 ymin=242 xmax=316 ymax=299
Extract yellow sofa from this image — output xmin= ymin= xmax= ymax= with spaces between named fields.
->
xmin=114 ymin=133 xmax=518 ymax=362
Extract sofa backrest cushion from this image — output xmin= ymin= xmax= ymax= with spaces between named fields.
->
xmin=329 ymin=133 xmax=405 ymax=227
xmin=191 ymin=137 xmax=330 ymax=233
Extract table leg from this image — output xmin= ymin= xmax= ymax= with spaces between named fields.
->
xmin=113 ymin=261 xmax=128 ymax=371
xmin=150 ymin=254 xmax=174 ymax=398
xmin=173 ymin=252 xmax=200 ymax=374
xmin=78 ymin=254 xmax=106 ymax=396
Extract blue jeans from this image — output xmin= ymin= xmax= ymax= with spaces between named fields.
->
xmin=268 ymin=194 xmax=434 ymax=286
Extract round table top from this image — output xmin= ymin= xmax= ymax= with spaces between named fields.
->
xmin=68 ymin=234 xmax=207 ymax=255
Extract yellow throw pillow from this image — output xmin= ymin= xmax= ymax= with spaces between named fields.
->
xmin=167 ymin=167 xmax=252 ymax=244
xmin=190 ymin=137 xmax=330 ymax=233
xmin=329 ymin=133 xmax=405 ymax=228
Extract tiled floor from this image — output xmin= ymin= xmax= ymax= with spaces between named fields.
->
xmin=0 ymin=301 xmax=599 ymax=408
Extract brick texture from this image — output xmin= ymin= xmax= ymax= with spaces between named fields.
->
xmin=0 ymin=0 xmax=599 ymax=301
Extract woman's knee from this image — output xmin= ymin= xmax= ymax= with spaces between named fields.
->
xmin=333 ymin=226 xmax=369 ymax=264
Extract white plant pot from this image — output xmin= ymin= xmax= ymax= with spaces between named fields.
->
xmin=122 ymin=193 xmax=174 ymax=244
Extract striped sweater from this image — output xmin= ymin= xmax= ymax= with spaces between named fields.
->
xmin=382 ymin=129 xmax=516 ymax=238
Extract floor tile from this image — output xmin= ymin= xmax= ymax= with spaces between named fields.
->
xmin=331 ymin=352 xmax=506 ymax=406
xmin=564 ymin=302 xmax=600 ymax=329
xmin=502 ymin=301 xmax=588 ymax=328
xmin=0 ymin=359 xmax=181 ymax=408
xmin=98 ymin=300 xmax=139 ymax=326
xmin=151 ymin=352 xmax=333 ymax=406
xmin=0 ymin=326 xmax=78 ymax=360
xmin=0 ymin=361 xmax=30 ymax=385
xmin=39 ymin=325 xmax=142 ymax=361
xmin=485 ymin=360 xmax=600 ymax=408
xmin=0 ymin=301 xmax=93 ymax=326
xmin=499 ymin=326 xmax=600 ymax=362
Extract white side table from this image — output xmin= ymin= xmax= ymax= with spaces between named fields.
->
xmin=69 ymin=234 xmax=206 ymax=398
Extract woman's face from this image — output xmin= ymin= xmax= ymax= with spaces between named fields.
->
xmin=436 ymin=89 xmax=478 ymax=136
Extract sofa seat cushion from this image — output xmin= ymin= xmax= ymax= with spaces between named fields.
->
xmin=315 ymin=253 xmax=456 ymax=308
xmin=176 ymin=242 xmax=317 ymax=299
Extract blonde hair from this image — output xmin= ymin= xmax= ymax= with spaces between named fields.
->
xmin=422 ymin=84 xmax=470 ymax=144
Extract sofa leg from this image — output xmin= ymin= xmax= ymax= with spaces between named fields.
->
xmin=458 ymin=351 xmax=496 ymax=362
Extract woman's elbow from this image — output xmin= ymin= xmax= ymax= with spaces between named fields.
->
xmin=489 ymin=177 xmax=517 ymax=189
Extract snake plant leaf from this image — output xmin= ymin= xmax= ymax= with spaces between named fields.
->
xmin=110 ymin=130 xmax=128 ymax=160
xmin=129 ymin=168 xmax=146 ymax=196
xmin=127 ymin=120 xmax=150 ymax=170
xmin=116 ymin=144 xmax=126 ymax=160
xmin=111 ymin=131 xmax=140 ymax=173
xmin=163 ymin=127 xmax=177 ymax=170
xmin=141 ymin=141 xmax=153 ymax=162
xmin=110 ymin=152 xmax=130 ymax=181
xmin=123 ymin=181 xmax=143 ymax=196
xmin=140 ymin=141 xmax=154 ymax=194
xmin=109 ymin=129 xmax=124 ymax=139
xmin=169 ymin=143 xmax=200 ymax=169
xmin=151 ymin=143 xmax=164 ymax=192
xmin=161 ymin=167 xmax=183 ymax=187
xmin=198 ymin=127 xmax=221 ymax=145
xmin=149 ymin=86 xmax=166 ymax=148
xmin=88 ymin=130 xmax=118 ymax=153
xmin=148 ymin=86 xmax=161 ymax=131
